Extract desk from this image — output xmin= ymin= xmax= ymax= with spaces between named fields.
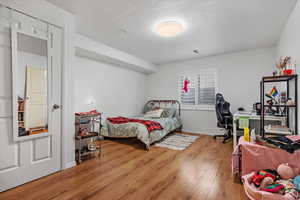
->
xmin=233 ymin=112 xmax=285 ymax=149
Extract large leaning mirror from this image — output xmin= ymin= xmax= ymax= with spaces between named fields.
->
xmin=12 ymin=28 xmax=50 ymax=141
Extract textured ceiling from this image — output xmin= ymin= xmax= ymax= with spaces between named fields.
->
xmin=46 ymin=0 xmax=297 ymax=65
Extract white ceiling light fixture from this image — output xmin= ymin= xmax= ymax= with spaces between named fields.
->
xmin=155 ymin=20 xmax=185 ymax=37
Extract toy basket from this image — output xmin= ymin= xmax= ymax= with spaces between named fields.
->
xmin=242 ymin=173 xmax=293 ymax=200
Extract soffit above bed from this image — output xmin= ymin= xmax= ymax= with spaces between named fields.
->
xmin=74 ymin=34 xmax=157 ymax=74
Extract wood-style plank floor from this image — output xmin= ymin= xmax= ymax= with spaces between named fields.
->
xmin=0 ymin=134 xmax=248 ymax=200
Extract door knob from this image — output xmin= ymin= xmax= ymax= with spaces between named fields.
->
xmin=53 ymin=104 xmax=60 ymax=110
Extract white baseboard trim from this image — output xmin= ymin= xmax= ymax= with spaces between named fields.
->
xmin=63 ymin=161 xmax=76 ymax=170
xmin=182 ymin=129 xmax=217 ymax=136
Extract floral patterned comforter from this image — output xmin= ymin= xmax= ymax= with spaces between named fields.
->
xmin=101 ymin=116 xmax=182 ymax=149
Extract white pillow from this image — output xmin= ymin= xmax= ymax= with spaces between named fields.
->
xmin=144 ymin=108 xmax=164 ymax=118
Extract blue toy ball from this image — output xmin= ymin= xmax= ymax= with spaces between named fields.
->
xmin=293 ymin=175 xmax=300 ymax=191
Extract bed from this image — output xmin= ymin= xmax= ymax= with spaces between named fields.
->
xmin=101 ymin=100 xmax=182 ymax=150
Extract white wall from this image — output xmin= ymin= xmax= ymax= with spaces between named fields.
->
xmin=277 ymin=0 xmax=300 ymax=134
xmin=147 ymin=47 xmax=276 ymax=134
xmin=277 ymin=0 xmax=300 ymax=66
xmin=73 ymin=56 xmax=147 ymax=118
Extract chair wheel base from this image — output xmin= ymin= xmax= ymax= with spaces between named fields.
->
xmin=213 ymin=132 xmax=232 ymax=143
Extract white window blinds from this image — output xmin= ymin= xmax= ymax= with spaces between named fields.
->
xmin=179 ymin=70 xmax=217 ymax=109
xmin=198 ymin=71 xmax=216 ymax=105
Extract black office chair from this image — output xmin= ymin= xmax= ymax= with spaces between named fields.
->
xmin=213 ymin=93 xmax=233 ymax=143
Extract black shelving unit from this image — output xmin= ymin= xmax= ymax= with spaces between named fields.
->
xmin=75 ymin=113 xmax=102 ymax=163
xmin=260 ymin=75 xmax=298 ymax=137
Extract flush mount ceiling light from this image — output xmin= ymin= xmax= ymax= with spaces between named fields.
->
xmin=155 ymin=20 xmax=185 ymax=37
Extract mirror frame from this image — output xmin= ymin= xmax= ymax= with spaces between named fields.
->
xmin=11 ymin=25 xmax=52 ymax=142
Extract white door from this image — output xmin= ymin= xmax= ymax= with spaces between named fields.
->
xmin=0 ymin=7 xmax=62 ymax=192
xmin=24 ymin=66 xmax=48 ymax=131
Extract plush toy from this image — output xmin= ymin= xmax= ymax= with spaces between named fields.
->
xmin=293 ymin=176 xmax=300 ymax=191
xmin=182 ymin=78 xmax=190 ymax=93
xmin=277 ymin=179 xmax=299 ymax=199
xmin=260 ymin=177 xmax=274 ymax=189
xmin=261 ymin=184 xmax=284 ymax=193
xmin=278 ymin=163 xmax=294 ymax=180
xmin=252 ymin=169 xmax=279 ymax=187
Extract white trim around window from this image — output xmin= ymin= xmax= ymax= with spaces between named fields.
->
xmin=178 ymin=69 xmax=218 ymax=111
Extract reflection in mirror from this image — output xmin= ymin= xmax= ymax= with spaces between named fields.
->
xmin=16 ymin=33 xmax=48 ymax=137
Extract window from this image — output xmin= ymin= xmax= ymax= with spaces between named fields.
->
xmin=179 ymin=70 xmax=217 ymax=110
xmin=179 ymin=75 xmax=196 ymax=105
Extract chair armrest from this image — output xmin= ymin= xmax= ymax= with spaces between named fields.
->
xmin=224 ymin=116 xmax=233 ymax=126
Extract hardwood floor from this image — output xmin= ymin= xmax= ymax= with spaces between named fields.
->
xmin=0 ymin=134 xmax=248 ymax=200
